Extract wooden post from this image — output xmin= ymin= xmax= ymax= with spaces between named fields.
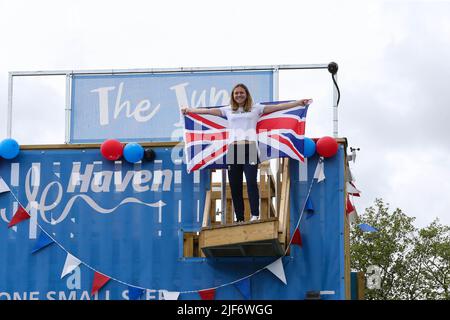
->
xmin=202 ymin=190 xmax=211 ymax=228
xmin=278 ymin=158 xmax=290 ymax=246
xmin=357 ymin=272 xmax=365 ymax=300
xmin=276 ymin=158 xmax=281 ymax=216
xmin=183 ymin=233 xmax=194 ymax=257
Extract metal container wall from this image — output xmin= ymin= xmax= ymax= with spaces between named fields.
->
xmin=0 ymin=145 xmax=345 ymax=300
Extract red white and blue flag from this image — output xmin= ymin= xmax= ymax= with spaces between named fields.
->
xmin=183 ymin=101 xmax=309 ymax=173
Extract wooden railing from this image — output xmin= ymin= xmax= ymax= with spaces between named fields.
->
xmin=201 ymin=158 xmax=291 ymax=247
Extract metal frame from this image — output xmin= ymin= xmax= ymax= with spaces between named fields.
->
xmin=7 ymin=63 xmax=333 ymax=136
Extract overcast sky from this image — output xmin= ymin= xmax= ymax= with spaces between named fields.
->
xmin=0 ymin=0 xmax=449 ymax=228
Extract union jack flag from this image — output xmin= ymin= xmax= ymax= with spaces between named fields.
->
xmin=183 ymin=101 xmax=309 ymax=173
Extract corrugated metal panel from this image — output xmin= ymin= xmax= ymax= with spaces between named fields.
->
xmin=0 ymin=145 xmax=346 ymax=300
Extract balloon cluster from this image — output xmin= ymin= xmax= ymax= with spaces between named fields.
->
xmin=0 ymin=138 xmax=20 ymax=160
xmin=304 ymin=136 xmax=338 ymax=158
xmin=100 ymin=139 xmax=155 ymax=163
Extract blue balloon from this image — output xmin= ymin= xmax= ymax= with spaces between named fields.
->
xmin=0 ymin=138 xmax=20 ymax=159
xmin=123 ymin=143 xmax=144 ymax=163
xmin=303 ymin=137 xmax=316 ymax=158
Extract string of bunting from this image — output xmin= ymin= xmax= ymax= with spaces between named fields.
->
xmin=0 ymin=158 xmax=350 ymax=300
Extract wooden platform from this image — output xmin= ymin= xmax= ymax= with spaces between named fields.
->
xmin=199 ymin=218 xmax=284 ymax=257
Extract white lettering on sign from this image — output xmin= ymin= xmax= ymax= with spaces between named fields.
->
xmin=170 ymin=82 xmax=229 ymax=127
xmin=91 ymin=82 xmax=160 ymax=126
xmin=0 ymin=162 xmax=170 ymax=237
xmin=0 ymin=289 xmax=167 ymax=300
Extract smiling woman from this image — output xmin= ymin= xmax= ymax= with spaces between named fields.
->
xmin=181 ymin=83 xmax=311 ymax=223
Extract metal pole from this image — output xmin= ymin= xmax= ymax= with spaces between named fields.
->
xmin=7 ymin=73 xmax=13 ymax=138
xmin=9 ymin=64 xmax=329 ymax=77
xmin=65 ymin=73 xmax=72 ymax=143
xmin=272 ymin=67 xmax=280 ymax=216
xmin=333 ymin=73 xmax=339 ymax=137
xmin=221 ymin=169 xmax=227 ymax=225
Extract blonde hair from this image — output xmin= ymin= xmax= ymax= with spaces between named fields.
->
xmin=230 ymin=83 xmax=254 ymax=112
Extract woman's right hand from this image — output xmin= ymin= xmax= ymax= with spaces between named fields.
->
xmin=181 ymin=107 xmax=190 ymax=114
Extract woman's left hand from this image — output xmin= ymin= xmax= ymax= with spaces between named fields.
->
xmin=299 ymin=99 xmax=313 ymax=106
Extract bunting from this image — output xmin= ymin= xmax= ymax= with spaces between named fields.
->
xmin=91 ymin=272 xmax=111 ymax=296
xmin=313 ymin=158 xmax=325 ymax=182
xmin=234 ymin=278 xmax=251 ymax=300
xmin=32 ymin=231 xmax=55 ymax=253
xmin=8 ymin=205 xmax=30 ymax=228
xmin=0 ymin=177 xmax=10 ymax=193
xmin=161 ymin=290 xmax=180 ymax=300
xmin=346 ymin=181 xmax=361 ymax=197
xmin=198 ymin=288 xmax=216 ymax=300
xmin=345 ymin=166 xmax=355 ymax=183
xmin=265 ymin=258 xmax=287 ymax=285
xmin=346 ymin=195 xmax=358 ymax=224
xmin=292 ymin=228 xmax=303 ymax=247
xmin=128 ymin=286 xmax=145 ymax=300
xmin=61 ymin=253 xmax=82 ymax=279
xmin=305 ymin=196 xmax=314 ymax=212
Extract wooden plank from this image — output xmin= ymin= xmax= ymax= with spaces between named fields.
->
xmin=211 ymin=188 xmax=272 ymax=200
xmin=20 ymin=141 xmax=179 ymax=150
xmin=276 ymin=158 xmax=281 ymax=215
xmin=244 ymin=200 xmax=251 ymax=221
xmin=198 ymin=231 xmax=206 ymax=257
xmin=260 ymin=200 xmax=268 ymax=220
xmin=357 ymin=272 xmax=365 ymax=300
xmin=20 ymin=139 xmax=348 ymax=151
xmin=183 ymin=233 xmax=194 ymax=257
xmin=200 ymin=219 xmax=279 ymax=249
xmin=202 ymin=190 xmax=211 ymax=228
xmin=202 ymin=239 xmax=283 ymax=257
xmin=210 ymin=199 xmax=217 ymax=224
xmin=278 ymin=158 xmax=290 ymax=244
xmin=226 ymin=199 xmax=233 ymax=224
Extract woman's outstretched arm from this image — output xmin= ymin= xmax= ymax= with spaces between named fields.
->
xmin=262 ymin=99 xmax=312 ymax=114
xmin=181 ymin=107 xmax=222 ymax=116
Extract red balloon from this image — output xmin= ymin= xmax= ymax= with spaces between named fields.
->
xmin=316 ymin=136 xmax=338 ymax=158
xmin=100 ymin=139 xmax=123 ymax=160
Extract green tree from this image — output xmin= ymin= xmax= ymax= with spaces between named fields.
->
xmin=350 ymin=198 xmax=449 ymax=300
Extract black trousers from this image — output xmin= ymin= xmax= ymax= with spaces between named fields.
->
xmin=227 ymin=143 xmax=260 ymax=222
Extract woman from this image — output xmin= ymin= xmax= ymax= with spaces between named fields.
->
xmin=181 ymin=83 xmax=311 ymax=223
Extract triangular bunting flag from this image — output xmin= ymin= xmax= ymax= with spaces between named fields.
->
xmin=161 ymin=290 xmax=180 ymax=300
xmin=198 ymin=288 xmax=216 ymax=300
xmin=313 ymin=158 xmax=325 ymax=182
xmin=0 ymin=177 xmax=10 ymax=194
xmin=91 ymin=272 xmax=110 ymax=296
xmin=8 ymin=205 xmax=30 ymax=228
xmin=347 ymin=181 xmax=361 ymax=197
xmin=128 ymin=286 xmax=145 ymax=300
xmin=346 ymin=195 xmax=358 ymax=224
xmin=358 ymin=223 xmax=378 ymax=233
xmin=32 ymin=231 xmax=55 ymax=253
xmin=348 ymin=210 xmax=358 ymax=223
xmin=234 ymin=278 xmax=251 ymax=300
xmin=305 ymin=196 xmax=314 ymax=212
xmin=61 ymin=253 xmax=81 ymax=278
xmin=348 ymin=208 xmax=358 ymax=224
xmin=292 ymin=228 xmax=303 ymax=247
xmin=345 ymin=166 xmax=355 ymax=182
xmin=265 ymin=258 xmax=287 ymax=285
xmin=346 ymin=195 xmax=355 ymax=214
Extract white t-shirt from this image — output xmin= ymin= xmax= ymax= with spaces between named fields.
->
xmin=219 ymin=103 xmax=265 ymax=143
